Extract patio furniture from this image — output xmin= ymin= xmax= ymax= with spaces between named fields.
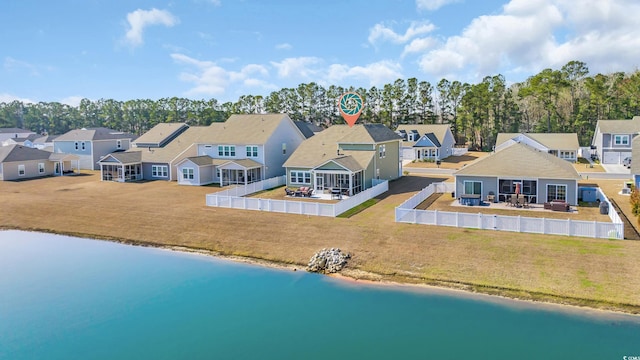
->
xmin=285 ymin=188 xmax=295 ymax=196
xmin=302 ymin=188 xmax=314 ymax=197
xmin=544 ymin=200 xmax=569 ymax=212
xmin=486 ymin=191 xmax=495 ymax=203
xmin=510 ymin=195 xmax=519 ymax=207
xmin=330 ymin=188 xmax=342 ymax=200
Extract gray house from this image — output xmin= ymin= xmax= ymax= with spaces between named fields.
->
xmin=53 ymin=128 xmax=135 ymax=170
xmin=454 ymin=143 xmax=580 ymax=205
xmin=395 ymin=124 xmax=456 ymax=161
xmin=591 ymin=116 xmax=640 ymax=164
xmin=0 ymin=128 xmax=36 ymax=143
xmin=0 ymin=145 xmax=79 ymax=181
xmin=283 ymin=124 xmax=402 ymax=196
xmin=186 ymin=114 xmax=307 ymax=186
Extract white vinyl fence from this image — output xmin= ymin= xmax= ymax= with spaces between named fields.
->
xmin=452 ymin=147 xmax=469 ymax=156
xmin=395 ymin=182 xmax=624 ymax=240
xmin=206 ymin=176 xmax=389 ymax=217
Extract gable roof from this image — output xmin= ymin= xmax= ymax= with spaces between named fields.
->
xmin=283 ymin=124 xmax=396 ymax=169
xmin=395 ymin=124 xmax=451 ymax=144
xmin=138 ymin=126 xmax=212 ymax=163
xmin=495 ymin=133 xmax=580 ymax=150
xmin=133 ymin=123 xmax=189 ymax=147
xmin=213 ymin=114 xmax=302 ymax=144
xmin=0 ymin=128 xmax=34 ymax=134
xmin=454 ymin=143 xmax=580 ymax=179
xmin=413 ymin=133 xmax=441 ymax=148
xmin=0 ymin=145 xmax=51 ymax=163
xmin=55 ymin=127 xmax=136 ymax=141
xmin=293 ymin=121 xmax=316 ymax=139
xmin=34 ymin=135 xmax=59 ymax=143
xmin=595 ymin=116 xmax=640 ymax=135
xmin=98 ymin=151 xmax=142 ymax=164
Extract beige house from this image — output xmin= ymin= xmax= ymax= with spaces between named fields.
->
xmin=0 ymin=145 xmax=79 ymax=181
xmin=283 ymin=124 xmax=402 ymax=196
xmin=495 ymin=133 xmax=580 ymax=161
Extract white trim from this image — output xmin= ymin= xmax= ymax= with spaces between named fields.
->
xmin=18 ymin=164 xmax=25 ymax=176
xmin=182 ymin=167 xmax=195 ymax=180
xmin=614 ymin=134 xmax=630 ymax=146
xmin=546 ymin=183 xmax=567 ymax=202
xmin=289 ymin=170 xmax=311 ymax=184
xmin=38 ymin=162 xmax=45 ymax=174
xmin=151 ymin=165 xmax=169 ymax=178
xmin=463 ymin=180 xmax=482 ymax=195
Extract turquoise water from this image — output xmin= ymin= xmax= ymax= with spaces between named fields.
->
xmin=1 ymin=230 xmax=639 ymax=359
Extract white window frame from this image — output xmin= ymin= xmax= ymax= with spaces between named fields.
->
xmin=463 ymin=180 xmax=482 ymax=195
xmin=289 ymin=170 xmax=311 ymax=184
xmin=18 ymin=164 xmax=25 ymax=176
xmin=152 ymin=165 xmax=168 ymax=178
xmin=246 ymin=145 xmax=258 ymax=158
xmin=38 ymin=163 xmax=45 ymax=174
xmin=546 ymin=184 xmax=567 ymax=202
xmin=559 ymin=151 xmax=575 ymax=159
xmin=182 ymin=167 xmax=194 ymax=180
xmin=379 ymin=144 xmax=386 ymax=159
xmin=218 ymin=145 xmax=236 ymax=157
xmin=117 ymin=140 xmax=122 ymax=149
xmin=614 ymin=135 xmax=630 ymax=146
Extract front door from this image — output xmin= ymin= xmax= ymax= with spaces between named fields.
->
xmin=54 ymin=162 xmax=60 ymax=175
xmin=117 ymin=167 xmax=123 ymax=181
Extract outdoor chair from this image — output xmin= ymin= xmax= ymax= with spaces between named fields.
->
xmin=510 ymin=195 xmax=519 ymax=207
xmin=285 ymin=188 xmax=295 ymax=196
xmin=303 ymin=188 xmax=314 ymax=197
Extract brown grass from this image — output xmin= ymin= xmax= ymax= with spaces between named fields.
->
xmin=2 ymin=172 xmax=640 ymax=313
xmin=404 ymin=151 xmax=489 ymax=170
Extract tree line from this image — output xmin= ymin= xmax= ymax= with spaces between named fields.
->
xmin=2 ymin=60 xmax=640 ymax=150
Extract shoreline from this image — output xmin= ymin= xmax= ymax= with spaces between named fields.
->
xmin=3 ymin=226 xmax=640 ymax=317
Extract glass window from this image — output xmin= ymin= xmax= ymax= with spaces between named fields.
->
xmin=379 ymin=144 xmax=386 ymax=158
xmin=614 ymin=135 xmax=629 ymax=146
xmin=117 ymin=140 xmax=122 ymax=149
xmin=81 ymin=142 xmax=86 ymax=151
xmin=74 ymin=142 xmax=78 ymax=150
xmin=152 ymin=165 xmax=168 ymax=177
xmin=290 ymin=171 xmax=311 ymax=184
xmin=547 ymin=184 xmax=567 ymax=202
xmin=18 ymin=164 xmax=25 ymax=176
xmin=246 ymin=146 xmax=258 ymax=157
xmin=464 ymin=181 xmax=482 ymax=195
xmin=38 ymin=163 xmax=45 ymax=174
xmin=182 ymin=168 xmax=194 ymax=180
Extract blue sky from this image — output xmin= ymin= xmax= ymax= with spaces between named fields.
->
xmin=2 ymin=0 xmax=639 ymax=105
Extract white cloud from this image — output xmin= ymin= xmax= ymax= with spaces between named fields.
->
xmin=416 ymin=0 xmax=461 ymax=11
xmin=4 ymin=57 xmax=48 ymax=76
xmin=411 ymin=0 xmax=640 ymax=82
xmin=327 ymin=61 xmax=403 ymax=87
xmin=402 ymin=37 xmax=436 ymax=57
xmin=171 ymin=53 xmax=274 ymax=97
xmin=124 ymin=8 xmax=179 ymax=47
xmin=59 ymin=96 xmax=84 ymax=107
xmin=275 ymin=43 xmax=292 ymax=50
xmin=0 ymin=93 xmax=35 ymax=104
xmin=270 ymin=57 xmax=323 ymax=78
xmin=368 ymin=21 xmax=436 ymax=45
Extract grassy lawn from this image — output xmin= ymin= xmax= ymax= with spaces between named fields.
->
xmin=573 ymin=157 xmax=605 ymax=172
xmin=2 ymin=172 xmax=640 ymax=313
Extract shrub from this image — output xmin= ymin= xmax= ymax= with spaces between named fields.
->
xmin=630 ymin=185 xmax=640 ymax=216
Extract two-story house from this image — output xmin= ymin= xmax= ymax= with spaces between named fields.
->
xmin=283 ymin=124 xmax=402 ymax=196
xmin=495 ymin=133 xmax=580 ymax=161
xmin=0 ymin=128 xmax=36 ymax=144
xmin=54 ymin=128 xmax=135 ymax=170
xmin=175 ymin=114 xmax=308 ymax=186
xmin=591 ymin=116 xmax=640 ymax=164
xmin=395 ymin=124 xmax=455 ymax=161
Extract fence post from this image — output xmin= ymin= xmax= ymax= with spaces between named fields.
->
xmin=316 ymin=202 xmax=320 ymax=216
xmin=542 ymin=217 xmax=546 ymax=235
xmin=477 ymin=212 xmax=481 ymax=229
xmin=243 ymin=197 xmax=247 ymax=210
xmin=413 ymin=210 xmax=418 ymax=224
xmin=567 ymin=218 xmax=572 ymax=236
xmin=493 ymin=215 xmax=497 ymax=230
xmin=593 ymin=220 xmax=597 ymax=238
xmin=518 ymin=215 xmax=521 ymax=232
xmin=434 ymin=210 xmax=438 ymax=225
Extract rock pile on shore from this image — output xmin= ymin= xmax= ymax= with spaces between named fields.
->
xmin=307 ymin=248 xmax=351 ymax=273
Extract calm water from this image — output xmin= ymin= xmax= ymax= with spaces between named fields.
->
xmin=1 ymin=231 xmax=639 ymax=360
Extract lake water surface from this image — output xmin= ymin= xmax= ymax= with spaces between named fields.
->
xmin=1 ymin=230 xmax=639 ymax=359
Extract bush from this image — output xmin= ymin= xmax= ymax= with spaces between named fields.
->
xmin=630 ymin=185 xmax=640 ymax=216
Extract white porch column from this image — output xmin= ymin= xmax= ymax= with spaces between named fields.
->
xmin=100 ymin=164 xmax=103 ymax=181
xmin=349 ymin=173 xmax=353 ymax=196
xmin=244 ymin=169 xmax=248 ymax=186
